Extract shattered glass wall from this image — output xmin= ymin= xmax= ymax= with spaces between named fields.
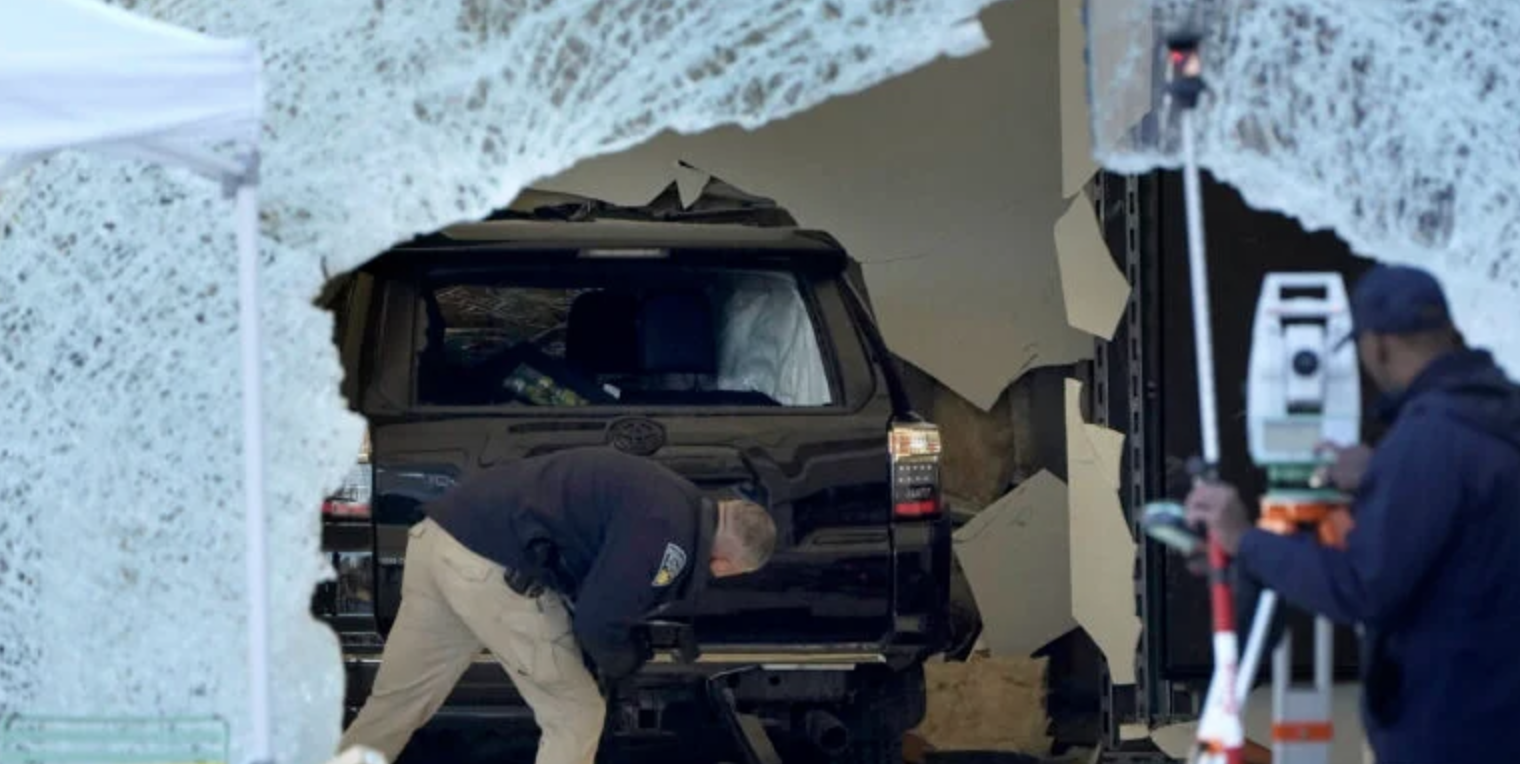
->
xmin=1088 ymin=0 xmax=1520 ymax=375
xmin=0 ymin=1 xmax=1002 ymax=762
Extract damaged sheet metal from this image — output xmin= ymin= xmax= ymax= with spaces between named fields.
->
xmin=1054 ymin=193 xmax=1131 ymax=341
xmin=1065 ymin=378 xmax=1140 ymax=684
xmin=953 ymin=470 xmax=1077 ymax=659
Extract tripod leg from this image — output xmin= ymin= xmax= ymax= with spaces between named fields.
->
xmin=1315 ymin=615 xmax=1333 ymax=695
xmin=1236 ymin=589 xmax=1278 ymax=706
xmin=1273 ymin=615 xmax=1335 ymax=764
xmin=1272 ymin=627 xmax=1292 ymax=762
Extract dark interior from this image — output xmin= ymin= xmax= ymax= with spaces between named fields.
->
xmin=414 ymin=271 xmax=801 ymax=408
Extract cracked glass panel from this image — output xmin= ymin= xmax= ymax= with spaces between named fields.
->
xmin=0 ymin=1 xmax=1000 ymax=762
xmin=1087 ymin=1 xmax=1520 ymax=374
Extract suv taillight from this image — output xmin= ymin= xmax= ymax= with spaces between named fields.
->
xmin=322 ymin=429 xmax=372 ymax=519
xmin=890 ymin=421 xmax=942 ymax=519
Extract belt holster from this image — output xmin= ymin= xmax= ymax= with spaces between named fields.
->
xmin=503 ymin=566 xmax=545 ymax=599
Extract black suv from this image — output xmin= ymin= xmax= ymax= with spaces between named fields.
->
xmin=313 ymin=184 xmax=954 ymax=763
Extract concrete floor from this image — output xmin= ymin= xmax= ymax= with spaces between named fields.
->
xmin=389 ymin=728 xmax=1069 ymax=764
xmin=391 ymin=728 xmax=778 ymax=764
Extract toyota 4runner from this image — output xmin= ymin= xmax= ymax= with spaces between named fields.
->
xmin=313 ymin=183 xmax=955 ymax=763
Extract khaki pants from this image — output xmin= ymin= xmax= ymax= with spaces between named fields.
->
xmin=338 ymin=518 xmax=605 ymax=764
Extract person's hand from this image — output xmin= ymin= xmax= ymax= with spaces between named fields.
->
xmin=1184 ymin=481 xmax=1251 ymax=557
xmin=1313 ymin=441 xmax=1374 ymax=492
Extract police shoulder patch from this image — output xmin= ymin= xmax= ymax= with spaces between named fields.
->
xmin=651 ymin=542 xmax=688 ymax=588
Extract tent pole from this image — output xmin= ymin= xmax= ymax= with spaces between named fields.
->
xmin=235 ymin=166 xmax=274 ymax=764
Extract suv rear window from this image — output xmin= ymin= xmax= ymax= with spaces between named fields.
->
xmin=415 ymin=268 xmax=835 ymax=408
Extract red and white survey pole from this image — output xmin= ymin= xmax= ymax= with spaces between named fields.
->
xmin=1196 ymin=539 xmax=1246 ymax=764
xmin=1165 ymin=32 xmax=1246 ymax=764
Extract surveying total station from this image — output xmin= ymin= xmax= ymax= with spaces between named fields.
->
xmin=1143 ymin=272 xmax=1362 ymax=764
xmin=1242 ymin=273 xmax=1360 ymax=764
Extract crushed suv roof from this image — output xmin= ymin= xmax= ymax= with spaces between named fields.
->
xmin=398 ymin=165 xmax=846 ymax=252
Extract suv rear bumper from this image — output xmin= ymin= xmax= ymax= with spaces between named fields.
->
xmin=340 ymin=644 xmax=909 ymax=729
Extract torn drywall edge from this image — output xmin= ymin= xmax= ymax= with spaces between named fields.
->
xmin=953 ymin=470 xmax=1077 ymax=658
xmin=1064 ymin=378 xmax=1140 ymax=683
xmin=1054 ymin=193 xmax=1131 ymax=340
xmin=1084 ymin=422 xmax=1125 ymax=492
xmin=1058 ymin=0 xmax=1098 ymax=198
xmin=673 ymin=161 xmax=710 ymax=209
xmin=1147 ymin=722 xmax=1196 ymax=759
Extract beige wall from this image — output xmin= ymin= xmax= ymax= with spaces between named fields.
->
xmin=536 ymin=0 xmax=1104 ymax=413
xmin=535 ymin=1 xmax=1146 ymax=746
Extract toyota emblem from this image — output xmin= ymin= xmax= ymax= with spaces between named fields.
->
xmin=607 ymin=418 xmax=666 ymax=456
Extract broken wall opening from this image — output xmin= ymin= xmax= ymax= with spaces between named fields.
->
xmin=0 ymin=2 xmax=1019 ymax=763
xmin=304 ymin=0 xmax=1142 ymax=757
xmin=531 ymin=6 xmax=1141 ymax=702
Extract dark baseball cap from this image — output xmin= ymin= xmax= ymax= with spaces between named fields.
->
xmin=1337 ymin=264 xmax=1453 ymax=348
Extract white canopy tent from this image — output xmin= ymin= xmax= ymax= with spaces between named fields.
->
xmin=0 ymin=1 xmax=273 ymax=762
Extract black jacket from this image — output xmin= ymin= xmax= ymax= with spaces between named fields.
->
xmin=425 ymin=447 xmax=715 ymax=681
xmin=1237 ymin=349 xmax=1520 ymax=763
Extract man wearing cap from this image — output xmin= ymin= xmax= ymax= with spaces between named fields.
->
xmin=1186 ymin=265 xmax=1520 ymax=763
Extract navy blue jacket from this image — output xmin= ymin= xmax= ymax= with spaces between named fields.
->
xmin=426 ymin=447 xmax=715 ymax=681
xmin=1238 ymin=349 xmax=1520 ymax=763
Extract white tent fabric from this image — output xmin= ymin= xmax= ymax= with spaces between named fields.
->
xmin=0 ymin=1 xmax=269 ymax=762
xmin=0 ymin=0 xmax=260 ymax=172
